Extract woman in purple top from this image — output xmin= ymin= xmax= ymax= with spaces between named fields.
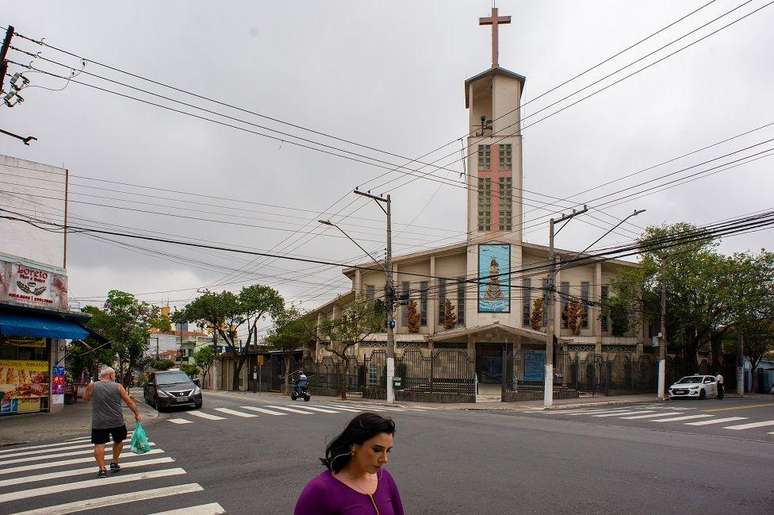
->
xmin=295 ymin=412 xmax=404 ymax=515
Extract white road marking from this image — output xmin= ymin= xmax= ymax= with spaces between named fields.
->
xmin=0 ymin=443 xmax=156 ymax=466
xmin=650 ymin=414 xmax=714 ymax=423
xmin=147 ymin=502 xmax=227 ymax=515
xmin=593 ymin=410 xmax=656 ymax=418
xmin=0 ymin=449 xmax=164 ymax=476
xmin=0 ymin=456 xmax=175 ymax=488
xmin=240 ymin=406 xmax=286 ymax=416
xmin=684 ymin=416 xmax=748 ymax=426
xmin=722 ymin=420 xmax=774 ymax=430
xmin=0 ymin=442 xmax=97 ymax=459
xmin=0 ymin=467 xmax=187 ymax=503
xmin=168 ymin=418 xmax=193 ymax=424
xmin=620 ymin=413 xmax=680 ymax=420
xmin=564 ymin=408 xmax=633 ymax=416
xmin=289 ymin=405 xmax=340 ymax=414
xmin=9 ymin=483 xmax=204 ymax=515
xmin=187 ymin=411 xmax=226 ymax=421
xmin=317 ymin=404 xmax=361 ymax=412
xmin=214 ymin=407 xmax=257 ymax=418
xmin=0 ymin=439 xmax=95 ymax=455
xmin=264 ymin=405 xmax=314 ymax=415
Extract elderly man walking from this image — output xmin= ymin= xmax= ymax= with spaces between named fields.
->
xmin=84 ymin=366 xmax=141 ymax=478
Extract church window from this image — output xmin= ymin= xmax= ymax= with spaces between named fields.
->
xmin=400 ymin=281 xmax=410 ymax=327
xmin=477 ymin=178 xmax=492 ymax=231
xmin=477 ymin=144 xmax=491 ymax=170
xmin=581 ymin=281 xmax=590 ymax=329
xmin=456 ymin=277 xmax=465 ymax=326
xmin=522 ymin=278 xmax=531 ymax=327
xmin=438 ymin=278 xmax=447 ymax=325
xmin=601 ymin=286 xmax=609 ymax=332
xmin=561 ymin=282 xmax=570 ymax=328
xmin=420 ymin=281 xmax=428 ymax=326
xmin=365 ymin=285 xmax=375 ymax=301
xmin=499 ymin=144 xmax=512 ymax=170
xmin=498 ymin=177 xmax=512 ymax=231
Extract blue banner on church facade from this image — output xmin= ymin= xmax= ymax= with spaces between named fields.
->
xmin=478 ymin=244 xmax=510 ymax=313
xmin=523 ymin=350 xmax=545 ymax=382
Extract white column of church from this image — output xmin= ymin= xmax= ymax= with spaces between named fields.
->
xmin=594 ymin=262 xmax=603 ymax=353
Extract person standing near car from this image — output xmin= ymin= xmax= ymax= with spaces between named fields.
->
xmin=84 ymin=366 xmax=141 ymax=478
xmin=715 ymin=371 xmax=725 ymax=399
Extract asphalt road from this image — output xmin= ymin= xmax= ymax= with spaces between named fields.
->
xmin=2 ymin=393 xmax=773 ymax=514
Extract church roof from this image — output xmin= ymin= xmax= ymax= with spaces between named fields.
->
xmin=465 ymin=66 xmax=527 ymax=108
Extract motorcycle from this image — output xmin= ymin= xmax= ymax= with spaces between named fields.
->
xmin=290 ymin=372 xmax=311 ymax=401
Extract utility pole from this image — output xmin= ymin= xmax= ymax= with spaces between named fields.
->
xmin=353 ymin=189 xmax=396 ymax=403
xmin=545 ymin=206 xmax=588 ymax=408
xmin=0 ymin=26 xmax=15 ymax=92
xmin=737 ymin=332 xmax=744 ymax=397
xmin=657 ymin=283 xmax=667 ymax=400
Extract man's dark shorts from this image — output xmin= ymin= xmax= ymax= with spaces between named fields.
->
xmin=91 ymin=425 xmax=128 ymax=445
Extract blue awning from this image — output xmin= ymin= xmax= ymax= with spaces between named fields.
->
xmin=0 ymin=312 xmax=91 ymax=340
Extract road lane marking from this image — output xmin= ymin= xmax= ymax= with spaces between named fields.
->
xmin=265 ymin=405 xmax=314 ymax=414
xmin=148 ymin=502 xmax=227 ymax=515
xmin=593 ymin=410 xmax=656 ymax=418
xmin=0 ymin=448 xmax=164 ymax=476
xmin=214 ymin=407 xmax=257 ymax=418
xmin=684 ymin=416 xmax=748 ymax=426
xmin=318 ymin=404 xmax=361 ymax=412
xmin=9 ymin=483 xmax=204 ymax=515
xmin=0 ymin=442 xmax=98 ymax=459
xmin=621 ymin=413 xmax=682 ymax=420
xmin=0 ymin=443 xmax=156 ymax=466
xmin=289 ymin=405 xmax=341 ymax=414
xmin=0 ymin=467 xmax=187 ymax=503
xmin=0 ymin=456 xmax=175 ymax=488
xmin=240 ymin=406 xmax=286 ymax=416
xmin=722 ymin=420 xmax=774 ymax=430
xmin=167 ymin=418 xmax=193 ymax=424
xmin=650 ymin=414 xmax=714 ymax=423
xmin=703 ymin=403 xmax=774 ymax=413
xmin=0 ymin=439 xmax=99 ymax=455
xmin=565 ymin=409 xmax=634 ymax=416
xmin=187 ymin=411 xmax=226 ymax=420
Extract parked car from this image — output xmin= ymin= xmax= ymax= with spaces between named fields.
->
xmin=144 ymin=369 xmax=202 ymax=411
xmin=668 ymin=375 xmax=719 ymax=400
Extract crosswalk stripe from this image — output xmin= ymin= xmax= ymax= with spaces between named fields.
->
xmin=650 ymin=414 xmax=714 ymax=423
xmin=0 ymin=448 xmax=165 ymax=476
xmin=1 ymin=442 xmax=98 ymax=459
xmin=565 ymin=409 xmax=632 ymax=416
xmin=0 ymin=443 xmax=156 ymax=467
xmin=240 ymin=406 xmax=286 ymax=416
xmin=0 ymin=437 xmax=100 ymax=455
xmin=327 ymin=403 xmax=378 ymax=412
xmin=264 ymin=405 xmax=314 ymax=415
xmin=214 ymin=407 xmax=257 ymax=418
xmin=722 ymin=420 xmax=774 ymax=430
xmin=168 ymin=418 xmax=193 ymax=424
xmin=290 ymin=405 xmax=341 ymax=414
xmin=684 ymin=416 xmax=748 ymax=426
xmin=0 ymin=467 xmax=186 ymax=503
xmin=620 ymin=413 xmax=679 ymax=420
xmin=9 ymin=483 xmax=204 ymax=515
xmin=593 ymin=410 xmax=656 ymax=418
xmin=187 ymin=411 xmax=226 ymax=421
xmin=0 ymin=456 xmax=175 ymax=488
xmin=318 ymin=404 xmax=361 ymax=412
xmin=147 ymin=502 xmax=227 ymax=515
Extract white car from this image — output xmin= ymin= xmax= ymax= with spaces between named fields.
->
xmin=668 ymin=375 xmax=719 ymax=399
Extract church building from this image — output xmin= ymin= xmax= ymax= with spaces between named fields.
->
xmin=307 ymin=7 xmax=651 ymax=399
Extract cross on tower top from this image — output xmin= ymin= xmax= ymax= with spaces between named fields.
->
xmin=479 ymin=5 xmax=511 ymax=69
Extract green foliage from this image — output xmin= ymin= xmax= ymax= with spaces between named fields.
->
xmin=194 ymin=346 xmax=215 ymax=369
xmin=180 ymin=363 xmax=199 ymax=377
xmin=83 ymin=290 xmax=167 ymax=386
xmin=151 ymin=359 xmax=175 ymax=371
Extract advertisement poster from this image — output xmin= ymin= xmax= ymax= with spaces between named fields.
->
xmin=523 ymin=350 xmax=545 ymax=382
xmin=52 ymin=366 xmax=66 ymax=405
xmin=0 ymin=260 xmax=68 ymax=311
xmin=478 ymin=244 xmax=511 ymax=313
xmin=0 ymin=359 xmax=50 ymax=398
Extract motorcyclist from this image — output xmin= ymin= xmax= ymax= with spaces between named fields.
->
xmin=295 ymin=371 xmax=309 ymax=391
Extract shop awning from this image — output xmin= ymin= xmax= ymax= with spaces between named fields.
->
xmin=0 ymin=311 xmax=92 ymax=340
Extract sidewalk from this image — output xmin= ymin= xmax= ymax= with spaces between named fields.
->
xmin=0 ymin=389 xmax=158 ymax=447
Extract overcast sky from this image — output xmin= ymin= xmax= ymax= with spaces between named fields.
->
xmin=3 ymin=0 xmax=773 ymax=317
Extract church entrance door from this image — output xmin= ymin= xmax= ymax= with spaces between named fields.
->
xmin=475 ymin=343 xmax=504 ymax=384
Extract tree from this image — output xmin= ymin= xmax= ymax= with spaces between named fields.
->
xmin=83 ymin=290 xmax=167 ymax=387
xmin=406 ymin=299 xmax=420 ymax=333
xmin=151 ymin=359 xmax=175 ymax=371
xmin=266 ymin=306 xmax=315 ymax=394
xmin=443 ymin=299 xmax=457 ymax=330
xmin=194 ymin=346 xmax=216 ymax=388
xmin=180 ymin=363 xmax=199 ymax=378
xmin=319 ymin=297 xmax=384 ymax=399
xmin=530 ymin=297 xmax=544 ymax=331
xmin=179 ymin=285 xmax=284 ymax=391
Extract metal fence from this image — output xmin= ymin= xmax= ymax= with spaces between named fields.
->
xmin=395 ymin=348 xmax=475 ymax=396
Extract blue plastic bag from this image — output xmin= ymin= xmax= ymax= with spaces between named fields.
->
xmin=130 ymin=422 xmax=151 ymax=454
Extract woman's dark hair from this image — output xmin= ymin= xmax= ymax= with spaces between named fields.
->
xmin=320 ymin=412 xmax=395 ymax=473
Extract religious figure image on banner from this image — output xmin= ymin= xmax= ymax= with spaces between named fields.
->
xmin=478 ymin=244 xmax=510 ymax=313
